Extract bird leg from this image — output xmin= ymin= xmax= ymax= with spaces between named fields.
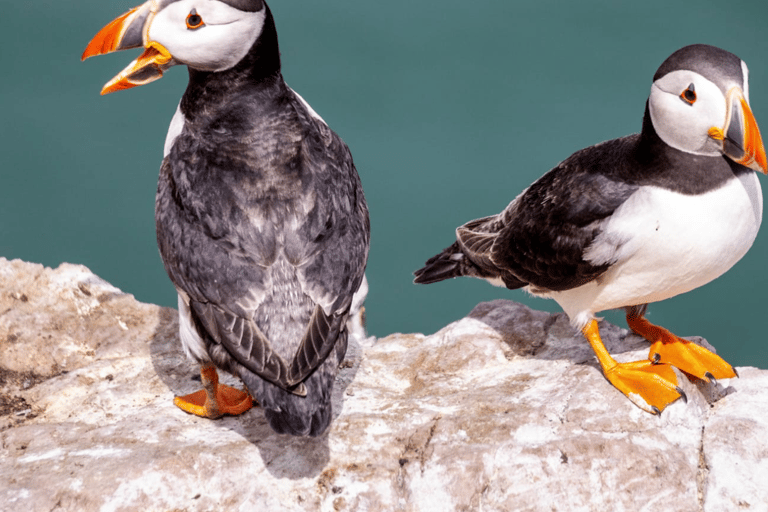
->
xmin=174 ymin=364 xmax=254 ymax=419
xmin=582 ymin=319 xmax=685 ymax=414
xmin=625 ymin=308 xmax=737 ymax=382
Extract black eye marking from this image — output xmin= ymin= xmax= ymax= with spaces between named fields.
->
xmin=186 ymin=9 xmax=205 ymax=30
xmin=680 ymin=83 xmax=696 ymax=105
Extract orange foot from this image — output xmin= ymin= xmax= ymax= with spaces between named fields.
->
xmin=602 ymin=359 xmax=685 ymax=414
xmin=626 ymin=312 xmax=737 ymax=382
xmin=583 ymin=319 xmax=685 ymax=414
xmin=174 ymin=364 xmax=254 ymax=418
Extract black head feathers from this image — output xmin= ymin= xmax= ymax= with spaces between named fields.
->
xmin=220 ymin=0 xmax=265 ymax=12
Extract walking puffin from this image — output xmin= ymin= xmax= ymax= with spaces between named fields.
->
xmin=415 ymin=44 xmax=766 ymax=414
xmin=83 ymin=0 xmax=370 ymax=436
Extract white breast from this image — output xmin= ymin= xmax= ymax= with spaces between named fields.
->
xmin=545 ymin=172 xmax=763 ymax=328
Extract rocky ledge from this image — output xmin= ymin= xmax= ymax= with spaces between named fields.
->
xmin=1 ymin=258 xmax=767 ymax=512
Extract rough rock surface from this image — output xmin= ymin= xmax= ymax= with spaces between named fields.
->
xmin=1 ymin=258 xmax=767 ymax=512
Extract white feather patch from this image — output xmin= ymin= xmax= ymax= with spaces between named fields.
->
xmin=291 ymin=88 xmax=328 ymax=126
xmin=741 ymin=60 xmax=751 ymax=104
xmin=547 ymin=172 xmax=762 ymax=327
xmin=484 ymin=276 xmax=507 ymax=288
xmin=649 ymin=70 xmax=727 ymax=157
xmin=177 ymin=292 xmax=210 ymax=363
xmin=163 ymin=103 xmax=185 ymax=157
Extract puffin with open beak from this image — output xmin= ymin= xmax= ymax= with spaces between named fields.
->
xmin=415 ymin=44 xmax=766 ymax=414
xmin=83 ymin=0 xmax=370 ymax=436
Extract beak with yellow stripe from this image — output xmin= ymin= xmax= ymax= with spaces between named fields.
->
xmin=81 ymin=2 xmax=173 ymax=95
xmin=710 ymin=86 xmax=767 ymax=173
xmin=81 ymin=0 xmax=266 ymax=95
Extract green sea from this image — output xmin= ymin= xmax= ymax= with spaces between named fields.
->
xmin=2 ymin=0 xmax=767 ymax=368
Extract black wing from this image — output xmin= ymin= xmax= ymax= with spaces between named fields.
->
xmin=489 ymin=136 xmax=640 ymax=291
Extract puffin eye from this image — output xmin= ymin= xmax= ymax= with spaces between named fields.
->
xmin=186 ymin=9 xmax=204 ymax=30
xmin=680 ymin=83 xmax=697 ymax=105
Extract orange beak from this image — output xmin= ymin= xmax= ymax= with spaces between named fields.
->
xmin=81 ymin=2 xmax=173 ymax=95
xmin=710 ymin=87 xmax=767 ymax=174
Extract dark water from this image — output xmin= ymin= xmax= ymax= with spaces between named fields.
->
xmin=2 ymin=0 xmax=767 ymax=368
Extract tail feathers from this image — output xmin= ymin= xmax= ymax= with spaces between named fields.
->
xmin=243 ymin=369 xmax=334 ymax=437
xmin=414 ymin=242 xmax=476 ymax=284
xmin=264 ymin=405 xmax=331 ymax=437
xmin=241 ymin=330 xmax=346 ymax=437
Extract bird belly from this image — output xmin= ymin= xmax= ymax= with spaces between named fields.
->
xmin=550 ymin=172 xmax=762 ymax=327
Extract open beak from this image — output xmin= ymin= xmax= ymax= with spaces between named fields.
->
xmin=709 ymin=87 xmax=767 ymax=173
xmin=81 ymin=2 xmax=173 ymax=95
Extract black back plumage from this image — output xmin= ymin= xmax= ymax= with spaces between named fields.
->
xmin=414 ymin=102 xmax=745 ymax=293
xmin=155 ymin=4 xmax=369 ymax=436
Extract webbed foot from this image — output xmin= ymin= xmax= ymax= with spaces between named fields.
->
xmin=174 ymin=365 xmax=253 ymax=418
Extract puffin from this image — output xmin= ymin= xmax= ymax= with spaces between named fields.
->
xmin=414 ymin=44 xmax=766 ymax=414
xmin=82 ymin=0 xmax=370 ymax=436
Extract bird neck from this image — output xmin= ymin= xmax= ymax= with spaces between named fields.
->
xmin=179 ymin=4 xmax=283 ymax=121
xmin=634 ymin=101 xmax=748 ymax=193
xmin=636 ymin=102 xmax=667 ymax=164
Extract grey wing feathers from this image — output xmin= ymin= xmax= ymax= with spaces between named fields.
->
xmin=289 ymin=305 xmax=346 ymax=383
xmin=158 ymin=92 xmax=368 ymax=395
xmin=190 ymin=300 xmax=308 ymax=396
xmin=456 ymin=216 xmax=505 ymax=273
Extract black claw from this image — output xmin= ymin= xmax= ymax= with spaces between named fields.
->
xmin=651 ymin=353 xmax=661 ymax=364
xmin=705 ymin=372 xmax=716 ymax=384
xmin=651 ymin=406 xmax=661 ymax=415
xmin=733 ymin=367 xmax=740 ymax=378
xmin=676 ymin=387 xmax=688 ymax=404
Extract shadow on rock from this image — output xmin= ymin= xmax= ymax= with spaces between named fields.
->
xmin=467 ymin=298 xmax=734 ymax=406
xmin=467 ymin=299 xmax=652 ymax=365
xmin=146 ymin=305 xmax=365 ymax=480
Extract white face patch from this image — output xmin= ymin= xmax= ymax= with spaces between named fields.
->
xmin=148 ymin=0 xmax=265 ymax=72
xmin=649 ymin=69 xmax=729 ymax=157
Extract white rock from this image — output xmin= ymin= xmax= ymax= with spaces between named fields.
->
xmin=0 ymin=258 xmax=766 ymax=511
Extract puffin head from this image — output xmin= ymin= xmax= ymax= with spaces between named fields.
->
xmin=81 ymin=0 xmax=272 ymax=94
xmin=648 ymin=44 xmax=766 ymax=173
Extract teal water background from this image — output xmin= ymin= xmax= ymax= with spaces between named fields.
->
xmin=2 ymin=0 xmax=767 ymax=368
